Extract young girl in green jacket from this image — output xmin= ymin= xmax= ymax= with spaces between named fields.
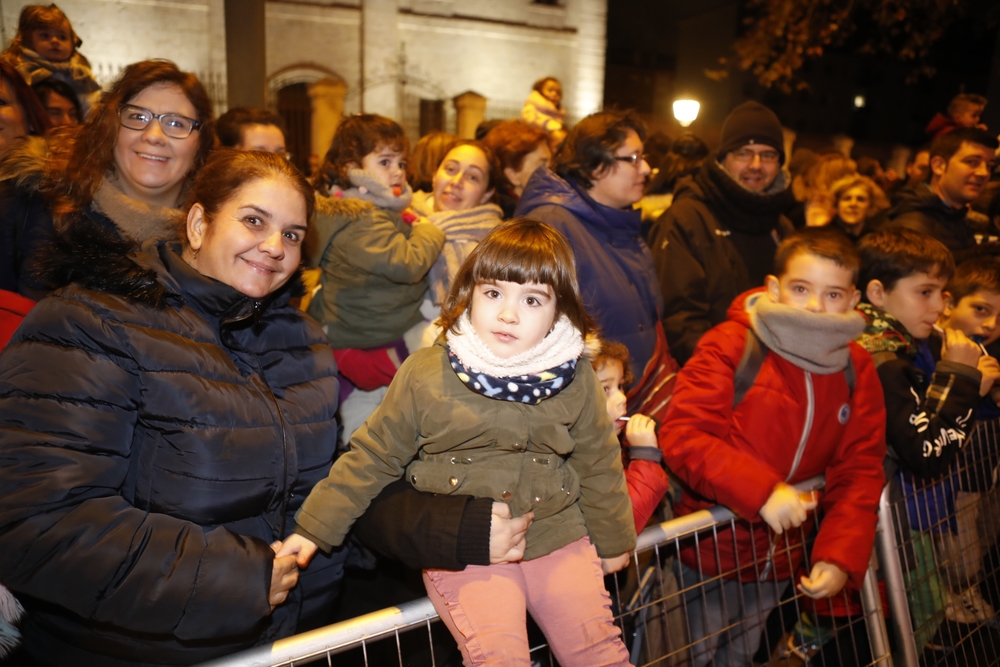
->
xmin=281 ymin=218 xmax=636 ymax=666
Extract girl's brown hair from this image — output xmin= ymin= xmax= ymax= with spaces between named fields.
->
xmin=439 ymin=218 xmax=595 ymax=338
xmin=41 ymin=59 xmax=215 ymax=224
xmin=8 ymin=4 xmax=80 ymax=58
xmin=312 ymin=114 xmax=408 ymax=193
xmin=184 ymin=148 xmax=314 ymax=247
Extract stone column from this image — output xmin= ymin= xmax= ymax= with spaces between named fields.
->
xmin=361 ymin=0 xmax=399 ymax=118
xmin=309 ymin=78 xmax=348 ymax=159
xmin=454 ymin=91 xmax=487 ymax=139
xmin=224 ymin=0 xmax=266 ymax=108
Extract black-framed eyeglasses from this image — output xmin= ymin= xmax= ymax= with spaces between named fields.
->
xmin=614 ymin=153 xmax=648 ymax=168
xmin=731 ymin=148 xmax=780 ymax=164
xmin=119 ymin=104 xmax=201 ymax=139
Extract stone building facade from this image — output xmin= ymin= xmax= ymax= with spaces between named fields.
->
xmin=1 ymin=0 xmax=606 ymax=162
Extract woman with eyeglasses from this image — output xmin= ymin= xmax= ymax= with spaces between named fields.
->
xmin=0 ymin=59 xmax=214 ymax=300
xmin=514 ymin=110 xmax=679 ymax=423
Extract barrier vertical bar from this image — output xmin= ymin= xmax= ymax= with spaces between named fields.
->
xmin=859 ymin=551 xmax=892 ymax=665
xmin=875 ymin=483 xmax=919 ymax=667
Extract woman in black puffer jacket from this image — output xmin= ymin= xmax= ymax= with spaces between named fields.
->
xmin=0 ymin=150 xmax=343 ymax=667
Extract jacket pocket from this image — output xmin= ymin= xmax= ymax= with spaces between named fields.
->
xmin=405 ymin=458 xmax=474 ymax=496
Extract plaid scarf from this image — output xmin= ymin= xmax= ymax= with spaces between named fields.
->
xmin=855 ymin=302 xmax=916 ymax=359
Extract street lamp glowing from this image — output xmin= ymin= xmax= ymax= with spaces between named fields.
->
xmin=673 ymin=99 xmax=700 ymax=127
xmin=854 ymin=95 xmax=865 ymax=109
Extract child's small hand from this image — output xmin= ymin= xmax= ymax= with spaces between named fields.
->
xmin=275 ymin=533 xmax=318 ymax=568
xmin=798 ymin=561 xmax=849 ymax=599
xmin=625 ymin=413 xmax=657 ymax=449
xmin=759 ymin=483 xmax=814 ymax=534
xmin=601 ymin=553 xmax=631 ymax=574
xmin=978 ymin=356 xmax=1000 ymax=396
xmin=490 ymin=503 xmax=533 ymax=564
xmin=941 ymin=327 xmax=983 ymax=368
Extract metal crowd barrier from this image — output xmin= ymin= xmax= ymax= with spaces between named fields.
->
xmin=200 ymin=475 xmax=894 ymax=667
xmin=875 ymin=416 xmax=1000 ymax=667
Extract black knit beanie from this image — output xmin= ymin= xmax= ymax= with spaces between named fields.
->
xmin=717 ymin=101 xmax=785 ymax=166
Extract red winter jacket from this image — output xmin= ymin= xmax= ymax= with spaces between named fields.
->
xmin=0 ymin=289 xmax=33 ymax=349
xmin=624 ymin=454 xmax=670 ymax=532
xmin=660 ymin=289 xmax=886 ymax=587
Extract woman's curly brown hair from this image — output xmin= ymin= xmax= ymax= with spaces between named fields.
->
xmin=41 ymin=59 xmax=215 ymax=225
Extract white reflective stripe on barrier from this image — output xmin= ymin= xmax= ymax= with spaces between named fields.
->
xmin=199 ymin=598 xmax=438 ymax=667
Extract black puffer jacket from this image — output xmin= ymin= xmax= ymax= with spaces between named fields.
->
xmin=0 ymin=224 xmax=344 ymax=666
xmin=648 ymin=160 xmax=794 ymax=365
xmin=874 ymin=187 xmax=977 ymax=256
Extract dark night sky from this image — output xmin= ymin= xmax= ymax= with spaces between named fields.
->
xmin=604 ymin=0 xmax=1000 ymax=153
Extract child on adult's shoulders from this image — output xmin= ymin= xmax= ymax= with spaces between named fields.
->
xmin=661 ymin=227 xmax=886 ymax=667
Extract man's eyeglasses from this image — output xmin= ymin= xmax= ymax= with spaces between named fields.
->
xmin=614 ymin=153 xmax=648 ymax=168
xmin=730 ymin=148 xmax=780 ymax=164
xmin=119 ymin=104 xmax=201 ymax=139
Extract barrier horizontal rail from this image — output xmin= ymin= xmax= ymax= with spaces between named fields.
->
xmin=199 ymin=477 xmax=833 ymax=667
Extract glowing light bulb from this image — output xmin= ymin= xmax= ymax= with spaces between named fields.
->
xmin=673 ymin=99 xmax=700 ymax=127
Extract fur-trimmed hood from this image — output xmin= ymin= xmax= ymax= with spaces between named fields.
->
xmin=0 ymin=135 xmax=48 ymax=196
xmin=307 ymin=193 xmax=376 ymax=268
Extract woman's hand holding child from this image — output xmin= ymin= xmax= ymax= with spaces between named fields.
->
xmin=490 ymin=503 xmax=533 ymax=564
xmin=268 ymin=541 xmax=300 ymax=613
xmin=759 ymin=483 xmax=818 ymax=534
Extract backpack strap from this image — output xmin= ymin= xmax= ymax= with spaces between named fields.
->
xmin=733 ymin=328 xmax=766 ymax=409
xmin=844 ymin=355 xmax=856 ymax=395
xmin=733 ymin=328 xmax=858 ymax=409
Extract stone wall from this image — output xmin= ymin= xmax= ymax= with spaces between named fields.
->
xmin=1 ymin=0 xmax=606 ymax=134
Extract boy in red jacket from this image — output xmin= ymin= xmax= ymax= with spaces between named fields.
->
xmin=660 ymin=227 xmax=887 ymax=667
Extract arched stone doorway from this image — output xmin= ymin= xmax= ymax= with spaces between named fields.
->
xmin=267 ymin=66 xmax=348 ymax=177
xmin=276 ymin=83 xmax=311 ymax=174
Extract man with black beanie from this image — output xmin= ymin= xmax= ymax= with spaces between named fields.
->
xmin=648 ymin=100 xmax=794 ymax=365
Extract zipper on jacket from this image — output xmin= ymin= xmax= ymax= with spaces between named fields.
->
xmin=786 ymin=370 xmax=814 ymax=482
xmin=761 ymin=370 xmax=815 ymax=582
xmin=254 ymin=352 xmax=290 ymax=538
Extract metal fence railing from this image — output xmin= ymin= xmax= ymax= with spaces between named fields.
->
xmin=199 ymin=475 xmax=893 ymax=667
xmin=875 ymin=417 xmax=1000 ymax=667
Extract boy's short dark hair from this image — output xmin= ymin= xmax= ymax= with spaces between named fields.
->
xmin=773 ymin=227 xmax=861 ymax=285
xmin=947 ymin=256 xmax=1000 ymax=304
xmin=593 ymin=339 xmax=634 ymax=387
xmin=930 ymin=127 xmax=999 ymax=165
xmin=552 ymin=110 xmax=646 ymax=190
xmin=947 ymin=93 xmax=988 ymax=118
xmin=216 ymin=106 xmax=285 ymax=148
xmin=858 ymin=228 xmax=954 ymax=299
